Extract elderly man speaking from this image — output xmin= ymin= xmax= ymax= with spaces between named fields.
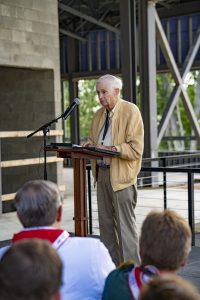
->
xmin=83 ymin=74 xmax=144 ymax=266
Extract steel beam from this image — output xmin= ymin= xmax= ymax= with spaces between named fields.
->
xmin=158 ymin=1 xmax=200 ymax=18
xmin=157 ymin=12 xmax=200 ymax=144
xmin=138 ymin=0 xmax=158 ymax=159
xmin=120 ymin=0 xmax=137 ymax=103
xmin=67 ymin=37 xmax=80 ymax=144
xmin=60 ymin=28 xmax=87 ymax=43
xmin=58 ymin=2 xmax=120 ymax=35
xmin=0 ymin=138 xmax=2 ymax=215
xmin=105 ymin=31 xmax=110 ymax=70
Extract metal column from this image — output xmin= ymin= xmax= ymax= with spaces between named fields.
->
xmin=0 ymin=138 xmax=2 ymax=215
xmin=138 ymin=0 xmax=158 ymax=159
xmin=67 ymin=37 xmax=80 ymax=144
xmin=120 ymin=0 xmax=137 ymax=103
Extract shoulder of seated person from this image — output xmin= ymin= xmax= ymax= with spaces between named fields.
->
xmin=106 ymin=260 xmax=135 ymax=279
xmin=69 ymin=236 xmax=103 ymax=247
xmin=118 ymin=260 xmax=135 ymax=270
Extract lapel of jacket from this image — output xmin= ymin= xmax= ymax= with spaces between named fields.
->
xmin=111 ymin=99 xmax=122 ymax=143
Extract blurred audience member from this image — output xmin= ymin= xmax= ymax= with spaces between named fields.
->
xmin=0 ymin=180 xmax=115 ymax=300
xmin=102 ymin=209 xmax=191 ymax=300
xmin=0 ymin=238 xmax=62 ymax=300
xmin=139 ymin=274 xmax=200 ymax=300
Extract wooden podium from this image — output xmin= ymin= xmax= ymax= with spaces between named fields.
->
xmin=46 ymin=145 xmax=118 ymax=236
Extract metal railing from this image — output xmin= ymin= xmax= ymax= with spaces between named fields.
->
xmin=86 ymin=153 xmax=200 ymax=245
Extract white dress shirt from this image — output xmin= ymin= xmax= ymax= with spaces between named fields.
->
xmin=0 ymin=229 xmax=115 ymax=300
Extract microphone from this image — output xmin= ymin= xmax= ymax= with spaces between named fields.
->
xmin=62 ymin=98 xmax=80 ymax=120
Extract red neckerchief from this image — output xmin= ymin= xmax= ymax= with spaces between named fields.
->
xmin=12 ymin=228 xmax=70 ymax=249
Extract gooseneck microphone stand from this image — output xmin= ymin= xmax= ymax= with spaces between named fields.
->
xmin=27 ymin=111 xmax=67 ymax=180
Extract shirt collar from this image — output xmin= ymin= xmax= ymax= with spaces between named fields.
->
xmin=104 ymin=106 xmax=115 ymax=118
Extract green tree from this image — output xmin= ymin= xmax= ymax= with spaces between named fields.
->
xmin=156 ymin=71 xmax=199 ymax=150
xmin=63 ymin=72 xmax=199 ymax=151
xmin=78 ymin=79 xmax=100 ymax=140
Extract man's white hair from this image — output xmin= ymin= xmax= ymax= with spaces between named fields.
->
xmin=96 ymin=74 xmax=122 ymax=90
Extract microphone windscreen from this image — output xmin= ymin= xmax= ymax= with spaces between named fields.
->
xmin=74 ymin=98 xmax=80 ymax=105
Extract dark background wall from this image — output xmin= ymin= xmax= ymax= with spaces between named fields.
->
xmin=0 ymin=0 xmax=63 ymax=212
xmin=0 ymin=67 xmax=58 ymax=212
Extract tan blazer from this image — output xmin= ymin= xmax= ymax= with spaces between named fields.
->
xmin=89 ymin=99 xmax=144 ymax=192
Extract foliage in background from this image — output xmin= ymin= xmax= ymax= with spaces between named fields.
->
xmin=179 ymin=71 xmax=199 ymax=135
xmin=157 ymin=71 xmax=200 ymax=151
xmin=78 ymin=80 xmax=100 ymax=140
xmin=63 ymin=71 xmax=199 ymax=150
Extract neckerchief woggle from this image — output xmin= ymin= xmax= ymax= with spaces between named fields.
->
xmin=128 ymin=265 xmax=160 ymax=300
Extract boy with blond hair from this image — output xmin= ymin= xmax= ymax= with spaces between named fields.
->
xmin=102 ymin=209 xmax=192 ymax=300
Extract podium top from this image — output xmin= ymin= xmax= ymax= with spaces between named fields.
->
xmin=46 ymin=143 xmax=120 ymax=157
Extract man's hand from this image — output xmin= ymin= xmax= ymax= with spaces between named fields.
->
xmin=81 ymin=140 xmax=95 ymax=147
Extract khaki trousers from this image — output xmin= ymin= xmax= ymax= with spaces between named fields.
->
xmin=97 ymin=168 xmax=140 ymax=266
